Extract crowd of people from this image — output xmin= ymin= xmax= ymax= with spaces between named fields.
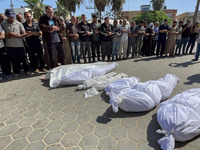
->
xmin=0 ymin=5 xmax=200 ymax=80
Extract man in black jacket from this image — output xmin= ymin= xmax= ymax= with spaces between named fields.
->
xmin=100 ymin=17 xmax=113 ymax=61
xmin=78 ymin=14 xmax=93 ymax=63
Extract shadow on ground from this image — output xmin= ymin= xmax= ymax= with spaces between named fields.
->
xmin=184 ymin=74 xmax=200 ymax=85
xmin=169 ymin=60 xmax=200 ymax=68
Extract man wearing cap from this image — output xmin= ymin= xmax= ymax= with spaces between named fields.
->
xmin=91 ymin=14 xmax=101 ymax=62
xmin=1 ymin=9 xmax=30 ymax=77
xmin=0 ymin=13 xmax=6 ymax=23
xmin=39 ymin=5 xmax=65 ymax=69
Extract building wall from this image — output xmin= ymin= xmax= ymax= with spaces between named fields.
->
xmin=176 ymin=12 xmax=200 ymax=23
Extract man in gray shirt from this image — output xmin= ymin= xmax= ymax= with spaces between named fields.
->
xmin=1 ymin=9 xmax=30 ymax=77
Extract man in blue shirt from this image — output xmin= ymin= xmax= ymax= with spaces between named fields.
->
xmin=156 ymin=19 xmax=169 ymax=57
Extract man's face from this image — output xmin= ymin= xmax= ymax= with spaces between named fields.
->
xmin=179 ymin=22 xmax=183 ymax=26
xmin=187 ymin=20 xmax=191 ymax=25
xmin=164 ymin=20 xmax=168 ymax=25
xmin=16 ymin=14 xmax=23 ymax=22
xmin=114 ymin=21 xmax=118 ymax=26
xmin=105 ymin=18 xmax=109 ymax=24
xmin=0 ymin=14 xmax=6 ymax=22
xmin=71 ymin=16 xmax=76 ymax=24
xmin=140 ymin=22 xmax=144 ymax=26
xmin=82 ymin=15 xmax=86 ymax=22
xmin=93 ymin=17 xmax=97 ymax=23
xmin=7 ymin=16 xmax=15 ymax=23
xmin=155 ymin=22 xmax=158 ymax=27
xmin=131 ymin=22 xmax=135 ymax=27
xmin=25 ymin=13 xmax=32 ymax=23
xmin=123 ymin=20 xmax=126 ymax=26
xmin=46 ymin=8 xmax=53 ymax=18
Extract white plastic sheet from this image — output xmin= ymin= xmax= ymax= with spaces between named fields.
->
xmin=107 ymin=74 xmax=178 ymax=113
xmin=45 ymin=62 xmax=118 ymax=88
xmin=157 ymin=88 xmax=200 ymax=150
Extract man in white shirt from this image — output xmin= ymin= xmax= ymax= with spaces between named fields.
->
xmin=175 ymin=21 xmax=183 ymax=55
xmin=119 ymin=19 xmax=130 ymax=59
xmin=0 ymin=24 xmax=12 ymax=79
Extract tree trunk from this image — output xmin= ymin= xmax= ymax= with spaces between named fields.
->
xmin=193 ymin=0 xmax=200 ymax=22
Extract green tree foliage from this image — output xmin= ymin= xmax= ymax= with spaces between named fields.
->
xmin=150 ymin=0 xmax=165 ymax=11
xmin=134 ymin=10 xmax=172 ymax=25
xmin=58 ymin=0 xmax=83 ymax=13
xmin=54 ymin=1 xmax=69 ymax=19
xmin=23 ymin=0 xmax=44 ymax=19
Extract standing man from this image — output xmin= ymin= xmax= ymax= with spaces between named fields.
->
xmin=152 ymin=21 xmax=159 ymax=55
xmin=0 ymin=22 xmax=12 ymax=79
xmin=23 ymin=12 xmax=45 ymax=73
xmin=91 ymin=14 xmax=101 ymax=62
xmin=175 ymin=21 xmax=183 ymax=55
xmin=16 ymin=13 xmax=23 ymax=23
xmin=119 ymin=19 xmax=130 ymax=59
xmin=39 ymin=5 xmax=65 ymax=69
xmin=78 ymin=14 xmax=93 ymax=63
xmin=67 ymin=16 xmax=81 ymax=63
xmin=180 ymin=19 xmax=191 ymax=54
xmin=100 ymin=17 xmax=113 ymax=61
xmin=128 ymin=21 xmax=137 ymax=58
xmin=112 ymin=20 xmax=121 ymax=61
xmin=156 ymin=19 xmax=169 ymax=57
xmin=1 ymin=9 xmax=30 ymax=77
xmin=135 ymin=20 xmax=145 ymax=58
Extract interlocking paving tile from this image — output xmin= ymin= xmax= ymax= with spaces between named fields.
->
xmin=98 ymin=136 xmax=117 ymax=150
xmin=62 ymin=112 xmax=77 ymax=122
xmin=117 ymin=139 xmax=137 ymax=150
xmin=18 ymin=116 xmax=36 ymax=127
xmin=61 ymin=121 xmax=79 ymax=133
xmin=5 ymin=115 xmax=23 ymax=125
xmin=77 ymin=123 xmax=94 ymax=136
xmin=32 ymin=118 xmax=50 ymax=129
xmin=35 ymin=110 xmax=52 ymax=119
xmin=129 ymin=128 xmax=146 ymax=143
xmin=76 ymin=114 xmax=91 ymax=124
xmin=0 ymin=136 xmax=12 ymax=149
xmin=61 ymin=132 xmax=81 ymax=148
xmin=94 ymin=125 xmax=111 ymax=137
xmin=13 ymin=126 xmax=32 ymax=139
xmin=24 ymin=141 xmax=46 ymax=150
xmin=46 ymin=144 xmax=65 ymax=150
xmin=75 ymin=106 xmax=89 ymax=114
xmin=79 ymin=134 xmax=98 ymax=150
xmin=111 ymin=126 xmax=127 ymax=140
xmin=88 ymin=106 xmax=102 ymax=115
xmin=121 ymin=118 xmax=137 ymax=129
xmin=51 ymin=104 xmax=64 ymax=112
xmin=0 ymin=124 xmax=18 ymax=136
xmin=62 ymin=105 xmax=76 ymax=114
xmin=5 ymin=138 xmax=28 ymax=150
xmin=28 ymin=128 xmax=48 ymax=142
xmin=46 ymin=120 xmax=64 ymax=131
xmin=23 ymin=108 xmax=39 ymax=117
xmin=48 ymin=112 xmax=64 ymax=121
xmin=44 ymin=130 xmax=64 ymax=145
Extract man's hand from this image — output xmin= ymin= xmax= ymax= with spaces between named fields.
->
xmin=74 ymin=34 xmax=79 ymax=39
xmin=50 ymin=26 xmax=60 ymax=33
xmin=108 ymin=32 xmax=112 ymax=36
xmin=87 ymin=31 xmax=92 ymax=36
xmin=95 ymin=30 xmax=99 ymax=34
xmin=9 ymin=32 xmax=19 ymax=38
xmin=63 ymin=37 xmax=67 ymax=41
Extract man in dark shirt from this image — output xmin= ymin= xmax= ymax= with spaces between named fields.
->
xmin=39 ymin=5 xmax=65 ymax=69
xmin=91 ymin=14 xmax=101 ymax=62
xmin=23 ymin=12 xmax=45 ymax=73
xmin=100 ymin=17 xmax=113 ymax=61
xmin=78 ymin=14 xmax=93 ymax=63
xmin=156 ymin=19 xmax=169 ymax=57
xmin=67 ymin=16 xmax=81 ymax=63
xmin=180 ymin=19 xmax=191 ymax=54
xmin=128 ymin=21 xmax=137 ymax=58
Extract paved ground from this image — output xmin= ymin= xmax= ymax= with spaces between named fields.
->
xmin=0 ymin=52 xmax=200 ymax=150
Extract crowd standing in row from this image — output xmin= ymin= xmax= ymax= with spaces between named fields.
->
xmin=0 ymin=5 xmax=200 ymax=80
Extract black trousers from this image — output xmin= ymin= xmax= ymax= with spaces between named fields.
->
xmin=152 ymin=40 xmax=158 ymax=54
xmin=47 ymin=42 xmax=65 ymax=69
xmin=27 ymin=43 xmax=44 ymax=70
xmin=91 ymin=40 xmax=100 ymax=61
xmin=101 ymin=41 xmax=112 ymax=61
xmin=7 ymin=47 xmax=29 ymax=74
xmin=0 ymin=47 xmax=11 ymax=75
xmin=156 ymin=38 xmax=166 ymax=56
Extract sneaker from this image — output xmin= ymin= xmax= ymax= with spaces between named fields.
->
xmin=192 ymin=59 xmax=198 ymax=61
xmin=35 ymin=69 xmax=40 ymax=74
xmin=42 ymin=68 xmax=47 ymax=72
xmin=6 ymin=75 xmax=14 ymax=80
